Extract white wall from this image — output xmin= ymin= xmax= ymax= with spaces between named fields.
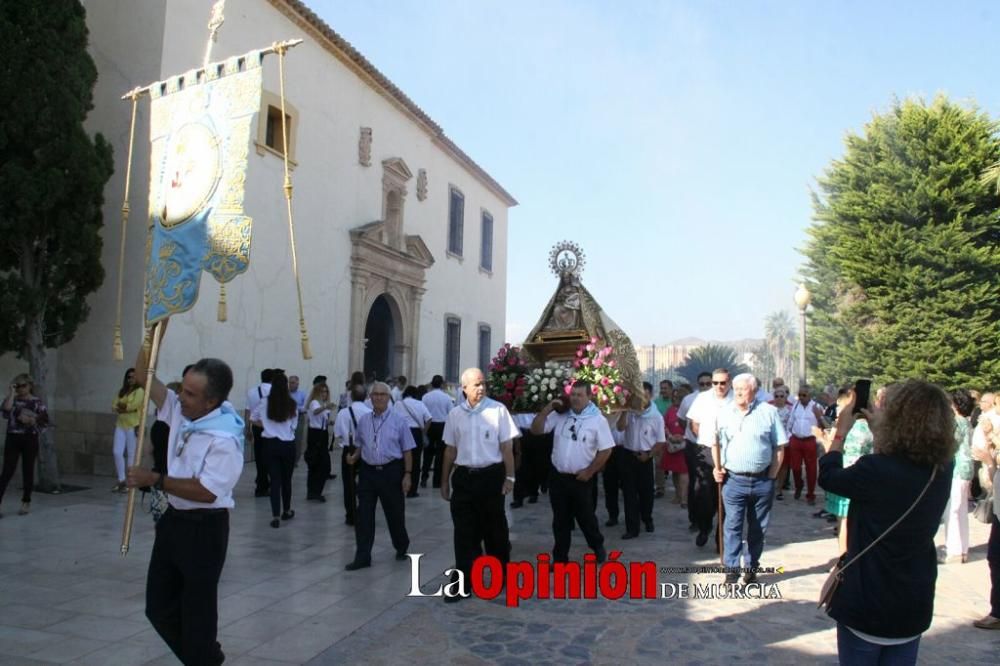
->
xmin=47 ymin=0 xmax=509 ymax=416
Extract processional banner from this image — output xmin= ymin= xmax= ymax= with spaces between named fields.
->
xmin=145 ymin=51 xmax=263 ymax=326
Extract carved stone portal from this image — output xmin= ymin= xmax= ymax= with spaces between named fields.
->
xmin=349 ymin=221 xmax=434 ymax=380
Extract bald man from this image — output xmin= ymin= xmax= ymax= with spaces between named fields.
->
xmin=440 ymin=368 xmax=519 ymax=602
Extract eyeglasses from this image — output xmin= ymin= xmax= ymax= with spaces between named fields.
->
xmin=370 ymin=392 xmax=389 ymax=397
xmin=712 ymin=381 xmax=728 ymax=386
xmin=569 ymin=421 xmax=578 ymax=441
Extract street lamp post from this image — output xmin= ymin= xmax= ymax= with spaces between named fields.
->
xmin=793 ymin=284 xmax=811 ymax=388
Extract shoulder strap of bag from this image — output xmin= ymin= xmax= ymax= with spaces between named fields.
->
xmin=400 ymin=398 xmax=419 ymax=424
xmin=837 ymin=465 xmax=938 ymax=575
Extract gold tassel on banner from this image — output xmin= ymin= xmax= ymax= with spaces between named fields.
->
xmin=276 ymin=43 xmax=312 ymax=360
xmin=218 ymin=283 xmax=228 ymax=322
xmin=112 ymin=94 xmax=140 ymax=360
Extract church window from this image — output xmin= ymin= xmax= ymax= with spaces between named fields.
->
xmin=265 ymin=105 xmax=291 ymax=155
xmin=448 ymin=187 xmax=464 ymax=257
xmin=445 ymin=316 xmax=461 ymax=383
xmin=480 ymin=210 xmax=493 ymax=272
xmin=478 ymin=324 xmax=491 ymax=372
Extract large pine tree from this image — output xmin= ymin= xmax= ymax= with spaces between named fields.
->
xmin=0 ymin=1 xmax=113 ymax=488
xmin=802 ymin=97 xmax=1000 ymax=389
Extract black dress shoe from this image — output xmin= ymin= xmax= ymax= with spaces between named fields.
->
xmin=594 ymin=548 xmax=607 ymax=564
xmin=345 ymin=561 xmax=371 ymax=571
xmin=328 ymin=474 xmax=337 ymax=480
xmin=695 ymin=531 xmax=709 ymax=547
xmin=743 ymin=571 xmax=758 ymax=585
xmin=645 ymin=523 xmax=654 ymax=533
xmin=605 ymin=518 xmax=618 ymax=527
xmin=316 ymin=495 xmax=326 ymax=503
xmin=270 ymin=518 xmax=280 ymax=528
xmin=621 ymin=532 xmax=638 ymax=540
xmin=443 ymin=592 xmax=464 ymax=603
xmin=724 ymin=572 xmax=740 ymax=585
xmin=406 ymin=492 xmax=419 ymax=498
xmin=528 ymin=496 xmax=538 ymax=504
xmin=511 ymin=500 xmax=524 ymax=508
xmin=281 ymin=510 xmax=295 ymax=521
xmin=395 ymin=551 xmax=408 ymax=561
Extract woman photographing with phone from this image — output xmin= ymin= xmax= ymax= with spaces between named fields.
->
xmin=112 ymin=368 xmax=144 ymax=493
xmin=0 ymin=374 xmax=48 ymax=516
xmin=817 ymin=380 xmax=953 ymax=665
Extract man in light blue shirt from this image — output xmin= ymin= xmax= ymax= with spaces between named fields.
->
xmin=712 ymin=373 xmax=787 ymax=585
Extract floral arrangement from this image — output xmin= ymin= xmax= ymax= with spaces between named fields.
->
xmin=569 ymin=337 xmax=629 ymax=413
xmin=518 ymin=361 xmax=572 ymax=412
xmin=486 ymin=343 xmax=529 ymax=409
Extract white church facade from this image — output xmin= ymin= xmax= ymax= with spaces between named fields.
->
xmin=28 ymin=0 xmax=515 ymax=474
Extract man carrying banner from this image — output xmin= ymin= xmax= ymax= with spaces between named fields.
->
xmin=127 ymin=321 xmax=244 ymax=666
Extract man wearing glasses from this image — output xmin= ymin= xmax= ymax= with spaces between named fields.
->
xmin=677 ymin=371 xmax=712 ymax=529
xmin=344 ymin=382 xmax=416 ymax=571
xmin=531 ymin=382 xmax=614 ymax=563
xmin=685 ymin=368 xmax=734 ymax=548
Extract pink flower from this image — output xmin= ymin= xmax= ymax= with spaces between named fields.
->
xmin=505 ymin=382 xmax=514 ymax=390
xmin=590 ymin=337 xmax=599 ymax=344
xmin=564 ymin=385 xmax=573 ymax=396
xmin=591 ymin=385 xmax=600 ymax=395
xmin=603 ymin=346 xmax=613 ymax=356
xmin=586 ymin=344 xmax=594 ymax=352
xmin=608 ymin=360 xmax=616 ymax=368
xmin=573 ymin=360 xmax=581 ymax=368
xmin=601 ymin=377 xmax=610 ymax=386
xmin=576 ymin=349 xmax=584 ymax=357
xmin=580 ymin=358 xmax=589 ymax=366
xmin=613 ymin=386 xmax=622 ymax=394
xmin=593 ymin=358 xmax=603 ymax=369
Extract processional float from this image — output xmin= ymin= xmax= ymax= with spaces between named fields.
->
xmin=111 ymin=1 xmax=311 ymax=556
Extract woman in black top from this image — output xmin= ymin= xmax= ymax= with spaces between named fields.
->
xmin=818 ymin=380 xmax=954 ymax=665
xmin=0 ymin=374 xmax=49 ymax=516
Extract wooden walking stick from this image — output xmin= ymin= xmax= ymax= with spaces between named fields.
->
xmin=717 ymin=480 xmax=724 ymax=566
xmin=120 ymin=321 xmax=164 ymax=556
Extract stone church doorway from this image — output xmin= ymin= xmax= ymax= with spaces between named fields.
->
xmin=363 ymin=294 xmax=397 ymax=382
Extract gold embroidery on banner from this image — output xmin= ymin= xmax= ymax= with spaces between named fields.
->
xmin=147 ymin=242 xmax=194 ymax=314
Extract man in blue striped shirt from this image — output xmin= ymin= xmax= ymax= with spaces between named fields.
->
xmin=712 ymin=373 xmax=788 ymax=584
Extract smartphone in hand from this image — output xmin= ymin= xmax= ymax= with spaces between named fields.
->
xmin=852 ymin=379 xmax=872 ymax=416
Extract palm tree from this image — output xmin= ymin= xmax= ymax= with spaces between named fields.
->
xmin=675 ymin=344 xmax=750 ymax=385
xmin=764 ymin=310 xmax=797 ymax=383
xmin=982 ymin=160 xmax=1000 ymax=195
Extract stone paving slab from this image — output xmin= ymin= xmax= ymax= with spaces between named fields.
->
xmin=0 ymin=467 xmax=997 ymax=665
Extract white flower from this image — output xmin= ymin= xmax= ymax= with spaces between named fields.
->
xmin=544 ymin=369 xmax=552 ymax=377
xmin=531 ymin=385 xmax=538 ymax=393
xmin=546 ymin=393 xmax=553 ymax=400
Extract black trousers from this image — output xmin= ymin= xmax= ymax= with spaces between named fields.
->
xmin=341 ymin=447 xmax=358 ymax=524
xmin=304 ymin=428 xmax=331 ymax=498
xmin=549 ymin=471 xmax=604 ymax=561
xmin=353 ymin=459 xmax=409 ymax=564
xmin=683 ymin=440 xmax=699 ymax=525
xmin=989 ymin=513 xmax=1000 ymax=618
xmin=407 ymin=427 xmax=424 ymax=496
xmin=263 ymin=437 xmax=295 ymax=517
xmin=514 ymin=429 xmax=552 ymax=501
xmin=150 ymin=420 xmax=169 ymax=475
xmin=691 ymin=444 xmax=719 ymax=535
xmin=252 ymin=425 xmax=269 ymax=494
xmin=451 ymin=464 xmax=510 ymax=582
xmin=0 ymin=432 xmax=37 ymax=505
xmin=422 ymin=422 xmax=445 ymax=487
xmin=146 ymin=508 xmax=228 ymax=666
xmin=620 ymin=451 xmax=655 ymax=535
xmin=603 ymin=447 xmax=623 ymax=520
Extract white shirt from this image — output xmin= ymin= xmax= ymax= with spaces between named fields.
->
xmin=422 ymin=388 xmax=455 ymax=422
xmin=162 ymin=389 xmax=243 ymax=510
xmin=333 ymin=401 xmax=372 ymax=447
xmin=390 ymin=386 xmax=403 ymax=403
xmin=687 ymin=390 xmax=733 ymax=446
xmin=244 ymin=382 xmax=270 ymax=415
xmin=443 ymin=399 xmax=520 ymax=467
xmin=291 ymin=389 xmax=307 ymax=414
xmin=789 ymin=400 xmax=821 ymax=438
xmin=623 ymin=409 xmax=666 ymax=453
xmin=395 ymin=396 xmax=432 ymax=429
xmin=676 ymin=390 xmax=701 ymax=441
xmin=307 ymin=399 xmax=331 ymax=430
xmin=756 ymin=388 xmax=773 ymax=403
xmin=251 ymin=396 xmax=297 ymax=441
xmin=542 ymin=411 xmax=615 ymax=474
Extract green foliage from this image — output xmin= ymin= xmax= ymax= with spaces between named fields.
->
xmin=802 ymin=96 xmax=1000 ymax=389
xmin=676 ymin=344 xmax=750 ymax=385
xmin=0 ymin=0 xmax=113 ymax=354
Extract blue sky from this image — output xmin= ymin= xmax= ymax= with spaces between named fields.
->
xmin=311 ymin=0 xmax=1000 ymax=345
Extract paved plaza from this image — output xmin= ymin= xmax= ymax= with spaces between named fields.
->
xmin=0 ymin=464 xmax=997 ymax=665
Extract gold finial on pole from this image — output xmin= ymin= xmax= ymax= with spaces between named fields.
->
xmin=112 ymin=94 xmax=140 ymax=361
xmin=203 ymin=0 xmax=226 ymax=70
xmin=274 ymin=42 xmax=312 ymax=360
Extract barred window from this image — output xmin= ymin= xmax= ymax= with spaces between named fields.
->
xmin=448 ymin=187 xmax=464 ymax=256
xmin=445 ymin=317 xmax=461 ymax=383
